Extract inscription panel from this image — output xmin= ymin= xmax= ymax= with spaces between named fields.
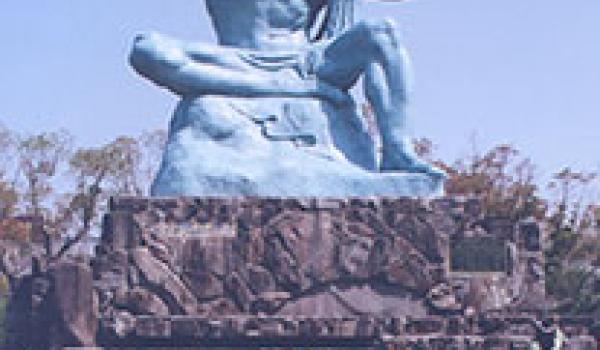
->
xmin=449 ymin=236 xmax=508 ymax=273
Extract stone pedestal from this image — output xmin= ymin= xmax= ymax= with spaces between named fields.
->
xmin=13 ymin=197 xmax=599 ymax=349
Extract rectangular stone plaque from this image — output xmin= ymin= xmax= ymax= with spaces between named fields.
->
xmin=449 ymin=236 xmax=508 ymax=273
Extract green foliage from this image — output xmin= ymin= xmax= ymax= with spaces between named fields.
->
xmin=546 ymin=264 xmax=600 ymax=315
xmin=542 ymin=167 xmax=600 ymax=314
xmin=546 ymin=227 xmax=579 ymax=268
xmin=544 ymin=227 xmax=600 ymax=315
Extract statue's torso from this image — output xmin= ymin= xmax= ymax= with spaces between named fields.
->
xmin=205 ymin=0 xmax=311 ymax=50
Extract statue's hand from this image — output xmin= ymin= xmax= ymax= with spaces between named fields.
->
xmin=314 ymin=81 xmax=354 ymax=107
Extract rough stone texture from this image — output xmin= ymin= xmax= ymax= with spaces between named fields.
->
xmin=6 ymin=261 xmax=98 ymax=350
xmin=12 ymin=197 xmax=600 ymax=349
xmin=48 ymin=262 xmax=99 ymax=346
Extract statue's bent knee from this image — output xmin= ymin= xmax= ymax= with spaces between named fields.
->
xmin=355 ymin=19 xmax=400 ymax=54
xmin=134 ymin=1 xmax=445 ymax=197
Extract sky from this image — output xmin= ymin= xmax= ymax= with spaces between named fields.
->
xmin=0 ymin=0 xmax=599 ymax=186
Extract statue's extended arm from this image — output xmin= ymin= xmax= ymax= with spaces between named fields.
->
xmin=129 ymin=33 xmax=348 ymax=104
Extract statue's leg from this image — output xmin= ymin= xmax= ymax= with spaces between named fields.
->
xmin=316 ymin=20 xmax=445 ymax=177
xmin=364 ymin=58 xmax=444 ymax=177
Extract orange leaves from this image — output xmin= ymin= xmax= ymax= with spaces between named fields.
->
xmin=0 ymin=217 xmax=33 ymax=243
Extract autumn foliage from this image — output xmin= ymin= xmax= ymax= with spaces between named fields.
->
xmin=416 ymin=137 xmax=600 ymax=314
xmin=0 ymin=121 xmax=597 ymax=314
xmin=0 ymin=125 xmax=166 ymax=261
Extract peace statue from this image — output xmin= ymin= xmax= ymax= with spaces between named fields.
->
xmin=130 ymin=0 xmax=445 ymax=197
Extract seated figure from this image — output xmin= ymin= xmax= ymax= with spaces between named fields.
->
xmin=130 ymin=0 xmax=445 ymax=197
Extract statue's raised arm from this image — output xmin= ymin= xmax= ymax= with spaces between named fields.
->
xmin=308 ymin=0 xmax=355 ymax=41
xmin=311 ymin=0 xmax=407 ymax=41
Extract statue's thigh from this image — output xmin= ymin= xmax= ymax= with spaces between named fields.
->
xmin=316 ymin=27 xmax=377 ymax=89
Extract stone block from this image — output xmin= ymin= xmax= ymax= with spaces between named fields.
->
xmin=132 ymin=247 xmax=198 ymax=315
xmin=135 ymin=316 xmax=171 ymax=338
xmin=126 ymin=287 xmax=170 ymax=316
xmin=49 ymin=261 xmax=98 ymax=347
xmin=22 ymin=196 xmax=568 ymax=349
xmin=101 ymin=210 xmax=138 ymax=251
xmin=406 ymin=317 xmax=444 ymax=335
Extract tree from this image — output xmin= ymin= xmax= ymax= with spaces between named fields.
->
xmin=0 ymin=125 xmax=18 ymax=220
xmin=16 ymin=130 xmax=72 ymax=218
xmin=421 ymin=141 xmax=547 ymax=220
xmin=52 ymin=130 xmax=166 ymax=260
xmin=547 ymin=167 xmax=597 ymax=230
xmin=414 ymin=137 xmax=600 ymax=313
xmin=543 ymin=168 xmax=600 ymax=314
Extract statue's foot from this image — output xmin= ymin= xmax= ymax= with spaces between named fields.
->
xmin=380 ymin=152 xmax=447 ymax=179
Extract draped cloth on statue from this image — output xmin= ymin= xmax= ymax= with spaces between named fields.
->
xmin=137 ymin=0 xmax=445 ymax=197
xmin=151 ymin=95 xmax=443 ymax=197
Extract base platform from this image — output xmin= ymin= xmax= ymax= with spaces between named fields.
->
xmin=7 ymin=197 xmax=599 ymax=349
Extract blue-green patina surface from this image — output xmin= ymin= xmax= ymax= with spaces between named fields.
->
xmin=130 ymin=0 xmax=445 ymax=197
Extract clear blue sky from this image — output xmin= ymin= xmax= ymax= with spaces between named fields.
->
xmin=0 ymin=0 xmax=599 ymax=183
